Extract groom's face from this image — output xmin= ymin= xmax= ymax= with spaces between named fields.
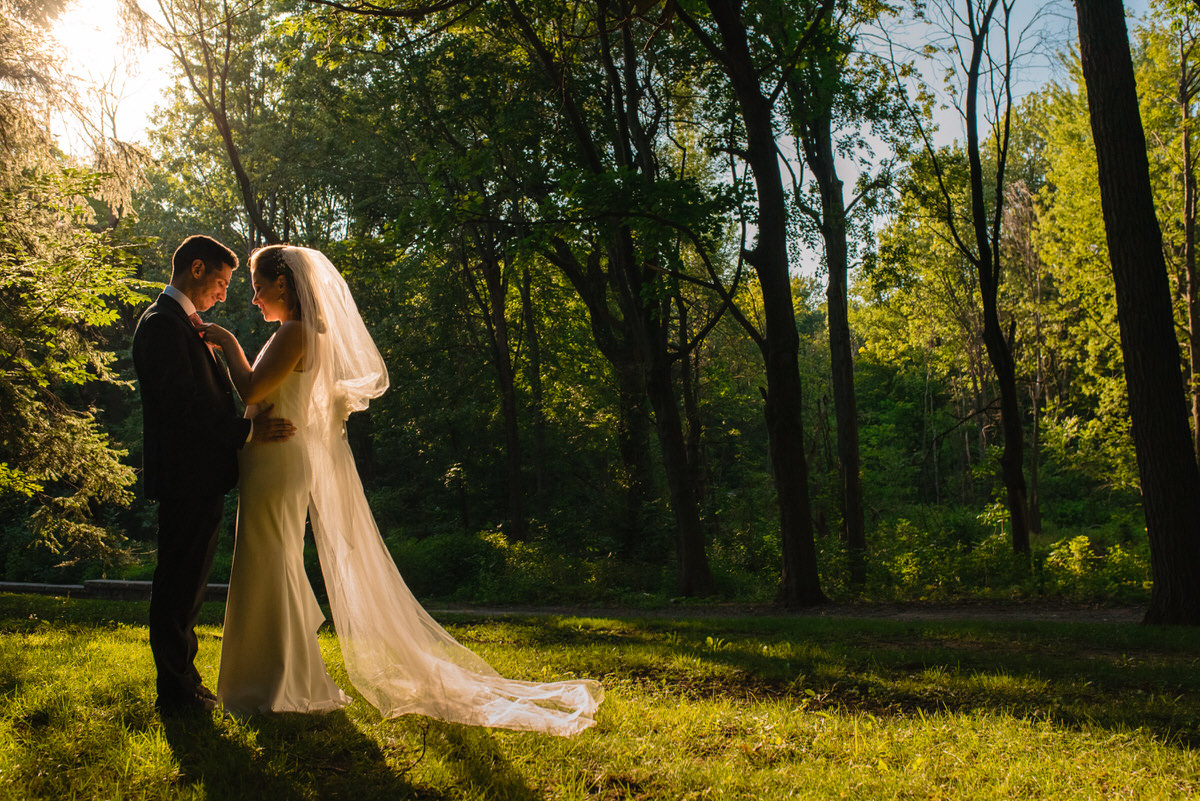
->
xmin=191 ymin=261 xmax=234 ymax=313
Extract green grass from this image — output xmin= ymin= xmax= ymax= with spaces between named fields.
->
xmin=1 ymin=594 xmax=1199 ymax=799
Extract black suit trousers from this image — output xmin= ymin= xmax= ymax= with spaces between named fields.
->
xmin=149 ymin=493 xmax=224 ymax=700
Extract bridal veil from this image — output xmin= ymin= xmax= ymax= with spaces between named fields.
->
xmin=283 ymin=246 xmax=603 ymax=735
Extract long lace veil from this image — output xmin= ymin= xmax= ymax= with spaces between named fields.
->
xmin=284 ymin=247 xmax=602 ymax=735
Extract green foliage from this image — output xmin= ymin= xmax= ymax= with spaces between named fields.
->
xmin=1043 ymin=534 xmax=1151 ymax=603
xmin=383 ymin=526 xmax=683 ymax=606
xmin=0 ymin=170 xmax=147 ymax=575
xmin=811 ymin=508 xmax=1150 ymax=606
xmin=857 ymin=518 xmax=1030 ymax=601
xmin=369 ymin=508 xmax=1150 ymax=608
xmin=10 ymin=0 xmax=1179 ymax=607
xmin=1034 ymin=72 xmax=1140 ymax=493
xmin=385 ymin=530 xmax=503 ymax=600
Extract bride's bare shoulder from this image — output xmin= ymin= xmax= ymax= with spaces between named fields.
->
xmin=274 ymin=320 xmax=306 ymax=345
xmin=260 ymin=321 xmax=305 ymax=364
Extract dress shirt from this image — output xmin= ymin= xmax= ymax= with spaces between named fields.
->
xmin=163 ymin=284 xmax=197 ymax=318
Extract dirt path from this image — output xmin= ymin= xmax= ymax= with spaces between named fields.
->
xmin=0 ymin=582 xmax=1145 ymax=624
xmin=429 ymin=601 xmax=1146 ymax=624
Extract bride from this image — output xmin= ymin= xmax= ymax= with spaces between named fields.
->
xmin=200 ymin=245 xmax=602 ymax=735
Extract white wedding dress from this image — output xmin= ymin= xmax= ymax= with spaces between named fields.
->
xmin=218 ymin=368 xmax=352 ymax=713
xmin=216 ymin=247 xmax=602 ymax=735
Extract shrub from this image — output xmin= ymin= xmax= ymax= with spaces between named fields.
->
xmin=1042 ymin=534 xmax=1150 ymax=602
xmin=958 ymin=530 xmax=1035 ymax=595
xmin=385 ymin=530 xmax=502 ymax=600
xmin=866 ymin=518 xmax=971 ymax=600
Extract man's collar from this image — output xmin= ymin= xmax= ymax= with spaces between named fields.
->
xmin=163 ymin=284 xmax=197 ymax=317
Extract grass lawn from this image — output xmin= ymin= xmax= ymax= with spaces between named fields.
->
xmin=1 ymin=593 xmax=1198 ymax=799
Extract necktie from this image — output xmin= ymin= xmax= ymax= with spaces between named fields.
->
xmin=188 ymin=312 xmax=215 ymax=356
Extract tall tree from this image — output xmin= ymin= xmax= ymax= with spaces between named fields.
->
xmin=0 ymin=0 xmax=144 ymax=572
xmin=890 ymin=0 xmax=1034 ymax=554
xmin=669 ymin=0 xmax=833 ymax=606
xmin=499 ymin=0 xmax=720 ymax=592
xmin=784 ymin=2 xmax=901 ymax=586
xmin=131 ymin=0 xmax=284 ymax=244
xmin=866 ymin=151 xmax=998 ymax=507
xmin=1074 ymin=0 xmax=1200 ymax=624
xmin=298 ymin=0 xmax=727 ymax=593
xmin=1035 ymin=72 xmax=1141 ymax=494
xmin=1137 ymin=0 xmax=1200 ymax=463
xmin=373 ymin=30 xmax=534 ymax=539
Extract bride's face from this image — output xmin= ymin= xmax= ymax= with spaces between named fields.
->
xmin=251 ymin=271 xmax=292 ymax=322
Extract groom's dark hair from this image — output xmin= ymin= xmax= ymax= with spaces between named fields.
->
xmin=172 ymin=235 xmax=239 ymax=279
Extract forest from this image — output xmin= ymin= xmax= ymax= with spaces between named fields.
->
xmin=3 ymin=0 xmax=1200 ymax=622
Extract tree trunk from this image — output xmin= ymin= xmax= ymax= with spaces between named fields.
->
xmin=1029 ymin=381 xmax=1042 ymax=535
xmin=1075 ymin=0 xmax=1200 ymax=625
xmin=801 ymin=106 xmax=867 ymax=587
xmin=646 ymin=348 xmax=715 ymax=595
xmin=610 ymin=220 xmax=715 ymax=595
xmin=1007 ymin=180 xmax=1044 ymax=535
xmin=676 ymin=288 xmax=708 ymax=510
xmin=1183 ymin=65 xmax=1200 ymax=464
xmin=980 ymin=311 xmax=1031 ymax=552
xmin=706 ymin=0 xmax=824 ymax=606
xmin=514 ymin=2 xmax=716 ymax=593
xmin=447 ymin=426 xmax=471 ymax=531
xmin=1030 ymin=263 xmax=1044 ymax=535
xmin=165 ymin=0 xmax=282 ymax=245
xmin=215 ymin=115 xmax=281 ymax=245
xmin=1189 ymin=246 xmax=1200 ymax=464
xmin=961 ymin=0 xmax=1031 ymax=554
xmin=613 ymin=370 xmax=654 ymax=555
xmin=925 ymin=366 xmax=941 ymax=504
xmin=519 ymin=266 xmax=548 ymax=500
xmin=479 ymin=250 xmax=527 ymax=541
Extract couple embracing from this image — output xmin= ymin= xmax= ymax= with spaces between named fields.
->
xmin=132 ymin=235 xmax=602 ymax=735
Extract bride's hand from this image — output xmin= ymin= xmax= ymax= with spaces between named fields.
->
xmin=199 ymin=322 xmax=235 ymax=350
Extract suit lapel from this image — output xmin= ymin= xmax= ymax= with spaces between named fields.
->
xmin=157 ymin=293 xmax=233 ymax=390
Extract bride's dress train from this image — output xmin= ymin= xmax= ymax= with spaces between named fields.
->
xmin=308 ymin=424 xmax=602 ymax=734
xmin=218 ymin=250 xmax=603 ymax=735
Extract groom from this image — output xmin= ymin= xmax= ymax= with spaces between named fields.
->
xmin=132 ymin=234 xmax=294 ymax=715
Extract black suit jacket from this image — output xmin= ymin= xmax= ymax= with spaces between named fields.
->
xmin=132 ymin=293 xmax=251 ymax=501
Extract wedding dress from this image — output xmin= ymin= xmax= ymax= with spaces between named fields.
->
xmin=218 ymin=247 xmax=602 ymax=735
xmin=217 ymin=366 xmax=352 ymax=713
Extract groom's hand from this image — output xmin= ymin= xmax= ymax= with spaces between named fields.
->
xmin=250 ymin=403 xmax=296 ymax=443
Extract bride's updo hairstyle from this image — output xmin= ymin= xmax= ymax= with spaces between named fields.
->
xmin=249 ymin=244 xmax=301 ymax=321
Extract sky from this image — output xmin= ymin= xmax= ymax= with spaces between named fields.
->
xmin=50 ymin=0 xmax=172 ymax=153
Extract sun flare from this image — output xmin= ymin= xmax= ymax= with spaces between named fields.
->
xmin=49 ymin=0 xmax=172 ymax=151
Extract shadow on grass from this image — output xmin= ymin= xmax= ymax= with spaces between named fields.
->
xmin=442 ymin=611 xmax=1200 ymax=749
xmin=161 ymin=709 xmax=539 ymax=800
xmin=0 ymin=644 xmax=27 ymax=698
xmin=8 ymin=593 xmax=1200 ymax=763
xmin=423 ymin=722 xmax=540 ymax=800
xmin=162 ymin=710 xmax=425 ymax=801
xmin=161 ymin=713 xmax=294 ymax=800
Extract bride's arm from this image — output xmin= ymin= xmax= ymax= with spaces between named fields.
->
xmin=202 ymin=321 xmax=304 ymax=405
